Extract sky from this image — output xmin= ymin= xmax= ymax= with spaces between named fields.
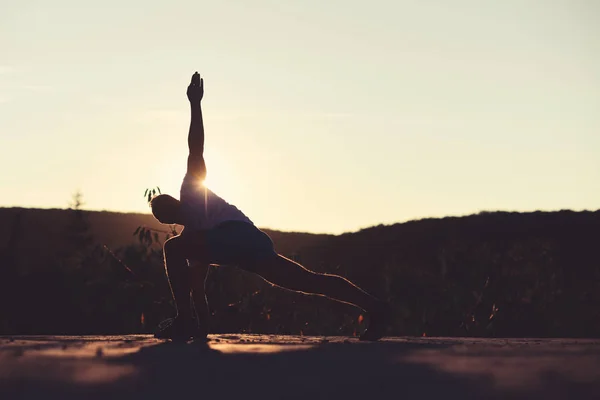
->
xmin=1 ymin=0 xmax=599 ymax=234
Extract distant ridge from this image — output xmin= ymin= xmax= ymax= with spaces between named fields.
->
xmin=1 ymin=207 xmax=599 ymax=337
xmin=0 ymin=207 xmax=332 ymax=272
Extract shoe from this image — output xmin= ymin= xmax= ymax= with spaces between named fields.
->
xmin=359 ymin=302 xmax=391 ymax=341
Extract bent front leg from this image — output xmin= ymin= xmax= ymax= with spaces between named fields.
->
xmin=163 ymin=236 xmax=194 ymax=321
xmin=190 ymin=261 xmax=210 ymax=336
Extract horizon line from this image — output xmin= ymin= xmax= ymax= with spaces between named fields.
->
xmin=1 ymin=205 xmax=598 ymax=236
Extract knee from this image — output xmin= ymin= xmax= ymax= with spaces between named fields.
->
xmin=283 ymin=269 xmax=322 ymax=292
xmin=305 ymin=271 xmax=329 ymax=290
xmin=163 ymin=235 xmax=189 ymax=260
xmin=165 ymin=234 xmax=210 ymax=264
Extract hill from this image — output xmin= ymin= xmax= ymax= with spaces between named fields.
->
xmin=1 ymin=207 xmax=599 ymax=338
xmin=0 ymin=207 xmax=332 ymax=274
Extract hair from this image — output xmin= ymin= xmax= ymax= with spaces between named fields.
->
xmin=149 ymin=194 xmax=181 ymax=224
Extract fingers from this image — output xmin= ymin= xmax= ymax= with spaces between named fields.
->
xmin=190 ymin=71 xmax=200 ymax=86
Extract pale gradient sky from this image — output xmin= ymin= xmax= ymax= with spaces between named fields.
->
xmin=1 ymin=0 xmax=599 ymax=233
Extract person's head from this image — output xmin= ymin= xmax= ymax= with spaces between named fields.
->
xmin=150 ymin=194 xmax=182 ymax=224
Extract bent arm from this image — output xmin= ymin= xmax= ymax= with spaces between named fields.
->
xmin=186 ymin=72 xmax=206 ymax=180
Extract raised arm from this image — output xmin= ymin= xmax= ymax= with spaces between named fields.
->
xmin=186 ymin=72 xmax=206 ymax=180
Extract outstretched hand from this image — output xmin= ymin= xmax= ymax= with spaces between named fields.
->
xmin=187 ymin=72 xmax=204 ymax=103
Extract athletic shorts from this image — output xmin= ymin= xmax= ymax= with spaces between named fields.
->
xmin=205 ymin=221 xmax=276 ymax=266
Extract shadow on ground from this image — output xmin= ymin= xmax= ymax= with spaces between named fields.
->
xmin=1 ymin=335 xmax=599 ymax=400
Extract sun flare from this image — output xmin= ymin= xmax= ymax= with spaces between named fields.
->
xmin=156 ymin=149 xmax=226 ymax=189
xmin=201 ymin=152 xmax=228 ymax=193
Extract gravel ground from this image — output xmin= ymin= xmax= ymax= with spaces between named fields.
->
xmin=1 ymin=335 xmax=599 ymax=400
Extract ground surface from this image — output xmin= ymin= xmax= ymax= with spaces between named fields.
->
xmin=1 ymin=335 xmax=599 ymax=399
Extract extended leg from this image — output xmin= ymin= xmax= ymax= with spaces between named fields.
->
xmin=248 ymin=255 xmax=381 ymax=314
xmin=248 ymin=254 xmax=389 ymax=340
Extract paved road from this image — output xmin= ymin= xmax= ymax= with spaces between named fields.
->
xmin=1 ymin=335 xmax=599 ymax=399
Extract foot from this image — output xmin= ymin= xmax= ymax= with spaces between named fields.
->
xmin=359 ymin=302 xmax=391 ymax=341
xmin=154 ymin=316 xmax=206 ymax=342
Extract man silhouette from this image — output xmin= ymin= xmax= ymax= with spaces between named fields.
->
xmin=150 ymin=72 xmax=389 ymax=341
